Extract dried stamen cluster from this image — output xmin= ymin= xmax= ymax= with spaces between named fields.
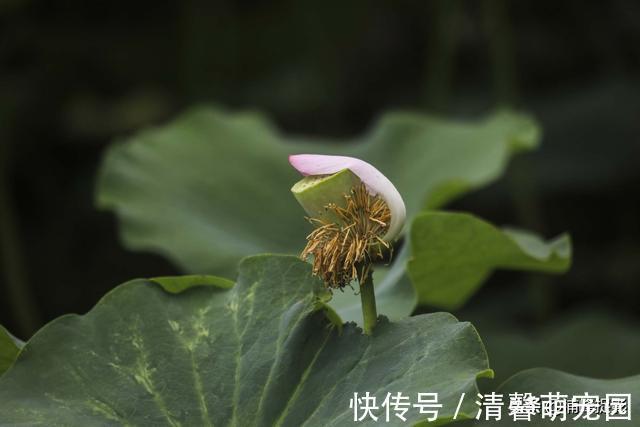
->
xmin=300 ymin=183 xmax=391 ymax=289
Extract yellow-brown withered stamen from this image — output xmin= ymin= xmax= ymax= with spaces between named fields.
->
xmin=300 ymin=183 xmax=391 ymax=289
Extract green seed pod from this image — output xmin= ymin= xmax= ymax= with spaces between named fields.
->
xmin=291 ymin=169 xmax=361 ymax=225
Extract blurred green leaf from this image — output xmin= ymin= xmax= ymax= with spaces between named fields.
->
xmin=480 ymin=369 xmax=639 ymax=426
xmin=0 ymin=255 xmax=491 ymax=426
xmin=96 ymin=107 xmax=540 ymax=320
xmin=475 ymin=310 xmax=640 ymax=385
xmin=0 ymin=325 xmax=23 ymax=376
xmin=408 ymin=212 xmax=571 ymax=309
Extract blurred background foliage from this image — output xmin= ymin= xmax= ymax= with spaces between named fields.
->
xmin=1 ymin=0 xmax=639 ymax=380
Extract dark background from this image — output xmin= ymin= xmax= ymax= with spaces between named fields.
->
xmin=1 ymin=0 xmax=639 ymax=378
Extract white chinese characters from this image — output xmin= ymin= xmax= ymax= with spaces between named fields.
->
xmin=349 ymin=391 xmax=631 ymax=423
xmin=350 ymin=392 xmax=442 ymax=422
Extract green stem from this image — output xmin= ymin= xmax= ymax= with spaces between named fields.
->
xmin=0 ymin=143 xmax=41 ymax=336
xmin=482 ymin=0 xmax=518 ymax=106
xmin=482 ymin=0 xmax=554 ymax=320
xmin=359 ymin=269 xmax=378 ymax=335
xmin=424 ymin=0 xmax=462 ymax=112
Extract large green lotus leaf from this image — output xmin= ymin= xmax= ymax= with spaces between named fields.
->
xmin=408 ymin=212 xmax=571 ymax=310
xmin=324 ymin=212 xmax=572 ymax=322
xmin=477 ymin=369 xmax=640 ymax=426
xmin=0 ymin=324 xmax=23 ymax=376
xmin=0 ymin=255 xmax=492 ymax=426
xmin=96 ymin=107 xmax=539 ymax=319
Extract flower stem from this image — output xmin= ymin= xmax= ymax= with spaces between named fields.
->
xmin=359 ymin=268 xmax=378 ymax=335
xmin=0 ymin=141 xmax=41 ymax=336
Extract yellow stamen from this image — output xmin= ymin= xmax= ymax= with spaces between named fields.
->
xmin=300 ymin=183 xmax=392 ymax=289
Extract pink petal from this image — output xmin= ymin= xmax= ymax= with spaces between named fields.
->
xmin=289 ymin=154 xmax=406 ymax=240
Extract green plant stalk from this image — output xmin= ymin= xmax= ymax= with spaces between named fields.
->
xmin=359 ymin=269 xmax=377 ymax=335
xmin=0 ymin=145 xmax=41 ymax=336
xmin=424 ymin=0 xmax=462 ymax=111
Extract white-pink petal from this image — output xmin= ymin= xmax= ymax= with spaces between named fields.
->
xmin=289 ymin=154 xmax=406 ymax=240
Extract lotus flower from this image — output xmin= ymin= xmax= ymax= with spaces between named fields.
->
xmin=289 ymin=154 xmax=406 ymax=240
xmin=289 ymin=154 xmax=406 ymax=289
